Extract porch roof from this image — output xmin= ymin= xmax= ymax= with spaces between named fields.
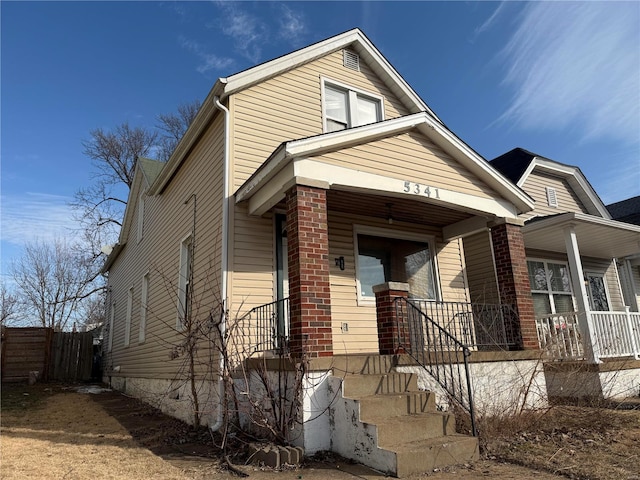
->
xmin=235 ymin=113 xmax=533 ymax=220
xmin=522 ymin=212 xmax=640 ymax=259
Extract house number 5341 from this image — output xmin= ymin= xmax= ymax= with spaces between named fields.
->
xmin=403 ymin=181 xmax=440 ymax=199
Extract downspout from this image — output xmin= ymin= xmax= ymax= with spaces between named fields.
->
xmin=211 ymin=95 xmax=230 ymax=431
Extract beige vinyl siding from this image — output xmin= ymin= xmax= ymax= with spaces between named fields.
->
xmin=521 ymin=171 xmax=588 ymax=220
xmin=328 ymin=211 xmax=469 ymax=354
xmin=463 ymin=231 xmax=500 ymax=304
xmin=107 ymin=114 xmax=225 ymax=380
xmin=313 ymin=131 xmax=499 ymax=199
xmin=231 ymin=50 xmax=411 ymax=189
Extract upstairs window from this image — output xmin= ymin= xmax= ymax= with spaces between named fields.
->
xmin=323 ymin=80 xmax=383 ymax=132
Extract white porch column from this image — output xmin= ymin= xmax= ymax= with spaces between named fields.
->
xmin=564 ymin=225 xmax=600 ymax=363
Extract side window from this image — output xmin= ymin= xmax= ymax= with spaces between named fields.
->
xmin=139 ymin=272 xmax=149 ymax=343
xmin=124 ymin=286 xmax=133 ymax=347
xmin=322 ymin=80 xmax=383 ymax=132
xmin=177 ymin=235 xmax=193 ymax=330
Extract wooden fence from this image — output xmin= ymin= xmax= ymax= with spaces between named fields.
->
xmin=1 ymin=327 xmax=94 ymax=383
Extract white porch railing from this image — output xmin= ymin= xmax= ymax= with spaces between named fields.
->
xmin=591 ymin=308 xmax=640 ymax=360
xmin=536 ymin=308 xmax=640 ymax=361
xmin=535 ymin=312 xmax=584 ymax=360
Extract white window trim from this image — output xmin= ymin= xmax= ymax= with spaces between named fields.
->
xmin=177 ymin=233 xmax=192 ymax=331
xmin=320 ymin=76 xmax=384 ymax=133
xmin=139 ymin=271 xmax=149 ymax=344
xmin=527 ymin=258 xmax=575 ymax=314
xmin=137 ymin=190 xmax=145 ymax=243
xmin=108 ymin=301 xmax=115 ymax=353
xmin=585 ymin=271 xmax=612 ymax=312
xmin=353 ymin=224 xmax=440 ymax=306
xmin=124 ymin=286 xmax=133 ymax=347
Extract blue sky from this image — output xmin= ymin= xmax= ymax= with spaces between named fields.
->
xmin=2 ymin=1 xmax=639 ymax=282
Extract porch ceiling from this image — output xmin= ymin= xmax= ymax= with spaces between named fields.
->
xmin=522 ymin=212 xmax=640 ymax=259
xmin=326 ymin=190 xmax=473 ymax=227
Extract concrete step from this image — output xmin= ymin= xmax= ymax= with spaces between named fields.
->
xmin=330 ymin=354 xmax=396 ymax=375
xmin=341 ymin=372 xmax=418 ymax=398
xmin=358 ymin=391 xmax=436 ymax=422
xmin=374 ymin=412 xmax=457 ymax=447
xmin=391 ymin=435 xmax=480 ymax=477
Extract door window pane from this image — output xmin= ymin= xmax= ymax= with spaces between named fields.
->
xmin=587 ymin=275 xmax=609 ymax=311
xmin=358 ymin=234 xmax=435 ymax=299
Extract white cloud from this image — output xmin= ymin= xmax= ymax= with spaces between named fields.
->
xmin=278 ymin=5 xmax=306 ymax=44
xmin=213 ymin=2 xmax=268 ymax=63
xmin=475 ymin=2 xmax=507 ymax=36
xmin=1 ymin=192 xmax=78 ymax=247
xmin=179 ymin=36 xmax=235 ymax=74
xmin=497 ymin=2 xmax=640 ymax=145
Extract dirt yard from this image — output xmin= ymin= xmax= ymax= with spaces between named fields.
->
xmin=1 ymin=383 xmax=638 ymax=480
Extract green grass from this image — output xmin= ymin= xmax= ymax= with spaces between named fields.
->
xmin=1 ymin=383 xmax=59 ymax=414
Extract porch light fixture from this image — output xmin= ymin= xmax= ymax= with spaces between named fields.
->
xmin=386 ymin=203 xmax=394 ymax=225
xmin=335 ymin=256 xmax=345 ymax=270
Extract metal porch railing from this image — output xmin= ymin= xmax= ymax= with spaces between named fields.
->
xmin=241 ymin=297 xmax=289 ymax=354
xmin=395 ymin=297 xmax=477 ymax=436
xmin=409 ymin=299 xmax=520 ymax=350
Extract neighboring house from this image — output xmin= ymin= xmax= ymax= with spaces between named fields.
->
xmin=102 ymin=30 xmax=639 ymax=476
xmin=489 ymin=148 xmax=640 ymax=396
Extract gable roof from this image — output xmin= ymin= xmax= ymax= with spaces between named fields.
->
xmin=101 ymin=157 xmax=163 ymax=273
xmin=236 ymin=113 xmax=534 ymax=217
xmin=489 ymin=147 xmax=610 ymax=219
xmin=607 ymin=195 xmax=640 ymax=225
xmin=149 ymin=28 xmax=447 ymax=195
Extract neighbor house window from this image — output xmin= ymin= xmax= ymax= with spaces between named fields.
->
xmin=527 ymin=260 xmax=574 ymax=316
xmin=355 ymin=228 xmax=437 ymax=302
xmin=139 ymin=272 xmax=149 ymax=343
xmin=177 ymin=235 xmax=192 ymax=330
xmin=124 ymin=286 xmax=133 ymax=347
xmin=586 ymin=272 xmax=610 ymax=311
xmin=323 ymin=80 xmax=382 ymax=132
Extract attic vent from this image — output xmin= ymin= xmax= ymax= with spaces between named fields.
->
xmin=546 ymin=187 xmax=558 ymax=208
xmin=343 ymin=50 xmax=360 ymax=71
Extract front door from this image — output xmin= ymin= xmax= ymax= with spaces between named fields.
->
xmin=275 ymin=214 xmax=289 ymax=348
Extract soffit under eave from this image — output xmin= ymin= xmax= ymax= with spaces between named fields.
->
xmin=523 ymin=217 xmax=640 ymax=259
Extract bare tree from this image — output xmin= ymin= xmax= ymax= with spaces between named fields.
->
xmin=156 ymin=100 xmax=201 ymax=161
xmin=0 ymin=281 xmax=21 ymax=327
xmin=10 ymin=239 xmax=99 ymax=331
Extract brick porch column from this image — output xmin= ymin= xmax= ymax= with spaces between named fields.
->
xmin=286 ymin=185 xmax=333 ymax=358
xmin=490 ymin=218 xmax=538 ymax=350
xmin=373 ymin=282 xmax=410 ymax=355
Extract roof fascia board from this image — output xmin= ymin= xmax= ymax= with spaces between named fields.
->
xmin=236 ymin=113 xmax=428 ymax=202
xmin=523 ymin=211 xmax=640 ymax=234
xmin=246 ymin=158 xmax=520 ymax=219
xmin=148 ymin=82 xmax=225 ymax=195
xmin=418 ymin=121 xmax=535 ymax=214
xmin=221 ymin=28 xmax=442 ymax=123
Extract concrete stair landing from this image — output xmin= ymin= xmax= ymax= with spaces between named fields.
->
xmin=331 ymin=355 xmax=479 ymax=477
